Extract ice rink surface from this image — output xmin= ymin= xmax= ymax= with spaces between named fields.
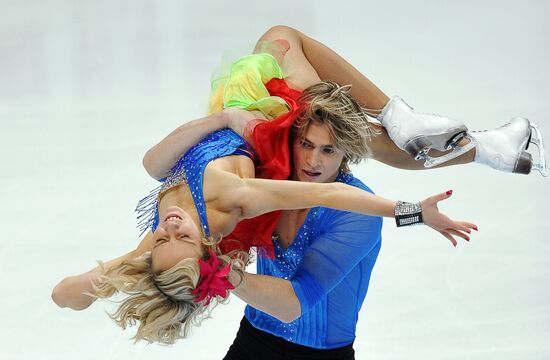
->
xmin=1 ymin=0 xmax=549 ymax=359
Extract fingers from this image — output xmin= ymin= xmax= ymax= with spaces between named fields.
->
xmin=450 ymin=221 xmax=478 ymax=233
xmin=423 ymin=190 xmax=453 ymax=210
xmin=440 ymin=230 xmax=458 ymax=247
xmin=462 ymin=222 xmax=478 ymax=231
xmin=441 ymin=225 xmax=476 ymax=247
xmin=451 ymin=222 xmax=472 ymax=234
xmin=430 ymin=189 xmax=453 ymax=203
xmin=423 ymin=190 xmax=479 ymax=247
xmin=446 ymin=229 xmax=470 ymax=242
xmin=429 ymin=193 xmax=479 ymax=232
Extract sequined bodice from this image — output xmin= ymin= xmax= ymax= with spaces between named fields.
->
xmin=136 ymin=128 xmax=253 ymax=236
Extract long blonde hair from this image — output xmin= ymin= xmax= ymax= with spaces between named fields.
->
xmin=296 ymin=81 xmax=380 ymax=172
xmin=92 ymin=238 xmax=246 ymax=345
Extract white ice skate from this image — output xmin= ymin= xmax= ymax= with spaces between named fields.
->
xmin=377 ymin=96 xmax=476 ymax=168
xmin=471 ymin=117 xmax=547 ymax=176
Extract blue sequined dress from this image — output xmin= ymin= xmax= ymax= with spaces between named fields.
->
xmin=135 ymin=128 xmax=253 ymax=237
xmin=136 ymin=52 xmax=298 ymax=256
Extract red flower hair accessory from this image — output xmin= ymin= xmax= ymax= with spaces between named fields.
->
xmin=192 ymin=249 xmax=235 ymax=306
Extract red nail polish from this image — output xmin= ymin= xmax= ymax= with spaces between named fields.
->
xmin=474 ymin=226 xmax=478 ymax=231
xmin=446 ymin=190 xmax=453 ymax=195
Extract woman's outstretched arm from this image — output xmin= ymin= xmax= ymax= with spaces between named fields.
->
xmin=51 ymin=231 xmax=156 ymax=310
xmin=51 ymin=252 xmax=133 ymax=310
xmin=227 ymin=176 xmax=475 ymax=245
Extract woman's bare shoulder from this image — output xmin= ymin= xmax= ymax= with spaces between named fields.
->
xmin=203 ymin=158 xmax=251 ymax=209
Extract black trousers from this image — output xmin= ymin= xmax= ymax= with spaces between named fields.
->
xmin=223 ymin=317 xmax=355 ymax=360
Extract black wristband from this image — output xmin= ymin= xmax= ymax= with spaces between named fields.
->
xmin=395 ymin=201 xmax=423 ymax=227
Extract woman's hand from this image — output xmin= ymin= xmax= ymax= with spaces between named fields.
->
xmin=420 ymin=190 xmax=478 ymax=247
xmin=223 ymin=107 xmax=266 ymax=138
xmin=51 ymin=270 xmax=101 ymax=310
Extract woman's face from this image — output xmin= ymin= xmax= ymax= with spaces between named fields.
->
xmin=151 ymin=206 xmax=203 ymax=273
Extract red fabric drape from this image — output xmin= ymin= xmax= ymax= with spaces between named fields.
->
xmin=220 ymin=79 xmax=303 ymax=258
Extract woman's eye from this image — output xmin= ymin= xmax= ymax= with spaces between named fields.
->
xmin=155 ymin=238 xmax=167 ymax=247
xmin=323 ymin=148 xmax=335 ymax=154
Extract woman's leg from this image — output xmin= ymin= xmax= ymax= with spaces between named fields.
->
xmin=255 ymin=26 xmax=545 ymax=175
xmin=256 ymin=26 xmax=474 ymax=169
xmin=299 ymin=31 xmax=390 ymax=111
xmin=254 ymin=25 xmax=321 ymax=91
xmin=366 ymin=122 xmax=474 ymax=170
xmin=294 ymin=27 xmax=547 ymax=175
xmin=296 ymin=28 xmax=479 ymax=167
xmin=293 ymin=29 xmax=547 ymax=174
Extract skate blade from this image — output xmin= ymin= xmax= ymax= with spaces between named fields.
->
xmin=404 ymin=137 xmax=431 ymax=161
xmin=423 ymin=134 xmax=477 ymax=168
xmin=529 ymin=122 xmax=547 ymax=177
xmin=405 ymin=129 xmax=468 ymax=161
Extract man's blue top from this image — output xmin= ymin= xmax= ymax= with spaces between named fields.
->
xmin=245 ymin=171 xmax=383 ymax=349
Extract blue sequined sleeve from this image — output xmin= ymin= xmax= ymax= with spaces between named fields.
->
xmin=290 ymin=200 xmax=383 ymax=315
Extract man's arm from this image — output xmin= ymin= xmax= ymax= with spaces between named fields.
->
xmin=289 ymin=211 xmax=382 ymax=316
xmin=230 ymin=210 xmax=381 ymax=323
xmin=231 ymin=273 xmax=300 ymax=323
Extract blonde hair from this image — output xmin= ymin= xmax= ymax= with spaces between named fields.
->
xmin=296 ymin=81 xmax=381 ymax=172
xmin=92 ymin=238 xmax=246 ymax=345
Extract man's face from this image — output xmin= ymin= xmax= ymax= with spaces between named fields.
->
xmin=291 ymin=122 xmax=345 ymax=184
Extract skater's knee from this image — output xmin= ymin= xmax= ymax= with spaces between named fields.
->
xmin=264 ymin=25 xmax=298 ymax=37
xmin=259 ymin=25 xmax=301 ymax=45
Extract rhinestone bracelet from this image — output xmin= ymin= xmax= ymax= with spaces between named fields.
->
xmin=395 ymin=201 xmax=423 ymax=227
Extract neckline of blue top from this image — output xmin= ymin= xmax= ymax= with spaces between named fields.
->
xmin=135 ymin=128 xmax=255 ymax=237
